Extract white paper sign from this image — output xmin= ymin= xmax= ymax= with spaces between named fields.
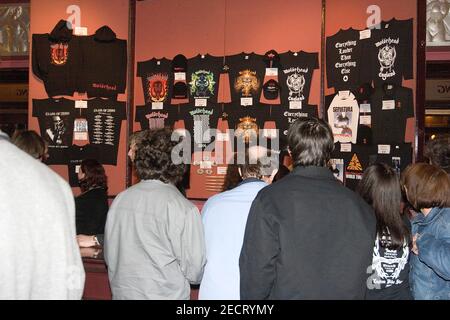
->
xmin=289 ymin=101 xmax=302 ymax=109
xmin=263 ymin=129 xmax=278 ymax=138
xmin=217 ymin=167 xmax=228 ymax=175
xmin=152 ymin=102 xmax=163 ymax=110
xmin=382 ymin=100 xmax=395 ymax=110
xmin=378 ymin=144 xmax=391 ymax=154
xmin=216 ymin=132 xmax=230 ymax=142
xmin=200 ymin=161 xmax=212 ymax=169
xmin=74 ymin=27 xmax=88 ymax=36
xmin=174 ymin=72 xmax=186 ymax=81
xmin=266 ymin=68 xmax=278 ymax=76
xmin=75 ymin=165 xmax=81 ymax=174
xmin=241 ymin=97 xmax=253 ymax=106
xmin=360 ymin=115 xmax=372 ymax=125
xmin=340 ymin=143 xmax=352 ymax=152
xmin=360 ymin=103 xmax=371 ymax=113
xmin=359 ymin=29 xmax=371 ymax=40
xmin=75 ymin=100 xmax=88 ymax=109
xmin=195 ymin=99 xmax=207 ymax=107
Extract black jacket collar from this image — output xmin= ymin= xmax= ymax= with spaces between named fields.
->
xmin=291 ymin=165 xmax=336 ymax=180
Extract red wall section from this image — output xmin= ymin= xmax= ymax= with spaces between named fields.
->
xmin=29 ymin=0 xmax=129 ymax=196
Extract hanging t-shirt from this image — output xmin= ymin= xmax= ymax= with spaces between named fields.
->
xmin=227 ymin=52 xmax=265 ymax=106
xmin=181 ymin=106 xmax=220 ymax=152
xmin=67 ymin=144 xmax=101 ymax=187
xmin=326 ymin=28 xmax=368 ymax=90
xmin=362 ymin=18 xmax=413 ymax=86
xmin=32 ymin=98 xmax=77 ymax=165
xmin=187 ymin=54 xmax=223 ymax=105
xmin=370 ymin=84 xmax=414 ymax=144
xmin=279 ymin=51 xmax=319 ymax=106
xmin=135 ymin=105 xmax=178 ymax=130
xmin=84 ymin=98 xmax=127 ymax=165
xmin=326 ymin=91 xmax=360 ymax=144
xmin=137 ymin=57 xmax=172 ymax=106
xmin=368 ymin=143 xmax=413 ymax=175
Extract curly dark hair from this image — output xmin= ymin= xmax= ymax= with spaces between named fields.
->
xmin=79 ymin=159 xmax=108 ymax=193
xmin=134 ymin=128 xmax=186 ymax=184
xmin=424 ymin=134 xmax=450 ymax=174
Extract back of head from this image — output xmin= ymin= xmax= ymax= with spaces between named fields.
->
xmin=401 ymin=162 xmax=450 ymax=211
xmin=287 ymin=117 xmax=334 ymax=167
xmin=425 ymin=134 xmax=450 ymax=174
xmin=11 ymin=130 xmax=46 ymax=160
xmin=357 ymin=163 xmax=408 ymax=248
xmin=134 ymin=128 xmax=186 ymax=184
xmin=79 ymin=159 xmax=107 ymax=192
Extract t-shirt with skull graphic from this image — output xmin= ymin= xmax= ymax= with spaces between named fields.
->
xmin=362 ymin=18 xmax=413 ymax=87
xmin=326 ymin=28 xmax=370 ymax=90
xmin=187 ymin=54 xmax=223 ymax=105
xmin=135 ymin=105 xmax=178 ymax=130
xmin=227 ymin=52 xmax=265 ymax=106
xmin=137 ymin=58 xmax=173 ymax=106
xmin=279 ymin=51 xmax=319 ymax=106
xmin=33 ymin=98 xmax=77 ymax=165
xmin=325 ymin=91 xmax=360 ymax=144
xmin=180 ymin=105 xmax=220 ymax=153
xmin=84 ymin=98 xmax=127 ymax=165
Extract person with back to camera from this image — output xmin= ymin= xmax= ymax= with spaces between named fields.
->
xmin=357 ymin=163 xmax=413 ymax=300
xmin=239 ymin=117 xmax=376 ymax=299
xmin=401 ymin=163 xmax=450 ymax=300
xmin=425 ymin=134 xmax=450 ymax=175
xmin=11 ymin=130 xmax=48 ymax=162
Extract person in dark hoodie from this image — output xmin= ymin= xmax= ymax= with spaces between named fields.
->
xmin=32 ymin=20 xmax=82 ymax=96
xmin=80 ymin=25 xmax=127 ymax=98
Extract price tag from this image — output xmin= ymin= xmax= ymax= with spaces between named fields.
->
xmin=174 ymin=72 xmax=186 ymax=81
xmin=360 ymin=115 xmax=372 ymax=125
xmin=265 ymin=68 xmax=278 ymax=76
xmin=74 ymin=27 xmax=88 ymax=36
xmin=241 ymin=97 xmax=253 ymax=106
xmin=195 ymin=98 xmax=207 ymax=107
xmin=289 ymin=101 xmax=302 ymax=109
xmin=75 ymin=165 xmax=81 ymax=174
xmin=382 ymin=100 xmax=395 ymax=110
xmin=378 ymin=144 xmax=391 ymax=154
xmin=152 ymin=102 xmax=163 ymax=110
xmin=200 ymin=161 xmax=212 ymax=169
xmin=263 ymin=129 xmax=278 ymax=138
xmin=156 ymin=60 xmax=161 ymax=65
xmin=75 ymin=100 xmax=88 ymax=109
xmin=217 ymin=167 xmax=228 ymax=175
xmin=339 ymin=90 xmax=350 ymax=96
xmin=74 ymin=118 xmax=89 ymax=141
xmin=216 ymin=132 xmax=230 ymax=142
xmin=359 ymin=29 xmax=371 ymax=40
xmin=340 ymin=143 xmax=352 ymax=152
xmin=360 ymin=103 xmax=371 ymax=113
xmin=174 ymin=129 xmax=187 ymax=138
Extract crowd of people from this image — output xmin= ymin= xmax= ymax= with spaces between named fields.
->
xmin=0 ymin=121 xmax=449 ymax=300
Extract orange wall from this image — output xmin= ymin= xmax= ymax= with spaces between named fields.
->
xmin=29 ymin=0 xmax=129 ymax=196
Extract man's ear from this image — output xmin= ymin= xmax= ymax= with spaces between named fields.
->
xmin=238 ymin=167 xmax=243 ymax=178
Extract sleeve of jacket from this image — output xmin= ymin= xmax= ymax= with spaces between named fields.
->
xmin=417 ymin=223 xmax=450 ymax=280
xmin=168 ymin=201 xmax=206 ymax=284
xmin=239 ymin=192 xmax=279 ymax=300
xmin=31 ymin=34 xmax=46 ymax=81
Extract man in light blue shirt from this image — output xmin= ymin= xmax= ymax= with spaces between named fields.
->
xmin=199 ymin=154 xmax=276 ymax=300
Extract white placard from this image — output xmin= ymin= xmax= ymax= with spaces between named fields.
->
xmin=216 ymin=132 xmax=230 ymax=142
xmin=217 ymin=167 xmax=228 ymax=175
xmin=152 ymin=102 xmax=163 ymax=110
xmin=200 ymin=161 xmax=212 ymax=169
xmin=75 ymin=100 xmax=88 ymax=109
xmin=266 ymin=68 xmax=278 ymax=76
xmin=75 ymin=165 xmax=81 ymax=174
xmin=360 ymin=115 xmax=372 ymax=125
xmin=289 ymin=101 xmax=302 ymax=109
xmin=359 ymin=29 xmax=371 ymax=40
xmin=241 ymin=97 xmax=253 ymax=106
xmin=339 ymin=90 xmax=350 ymax=96
xmin=340 ymin=143 xmax=352 ymax=152
xmin=195 ymin=98 xmax=207 ymax=107
xmin=74 ymin=27 xmax=88 ymax=36
xmin=382 ymin=100 xmax=395 ymax=110
xmin=174 ymin=72 xmax=186 ymax=81
xmin=360 ymin=103 xmax=371 ymax=113
xmin=156 ymin=60 xmax=161 ymax=65
xmin=74 ymin=118 xmax=89 ymax=141
xmin=174 ymin=129 xmax=187 ymax=137
xmin=263 ymin=129 xmax=278 ymax=138
xmin=378 ymin=144 xmax=391 ymax=154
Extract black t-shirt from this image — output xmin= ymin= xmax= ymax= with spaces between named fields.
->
xmin=326 ymin=28 xmax=368 ymax=90
xmin=279 ymin=51 xmax=319 ymax=105
xmin=67 ymin=144 xmax=101 ymax=187
xmin=370 ymin=84 xmax=414 ymax=144
xmin=135 ymin=105 xmax=178 ymax=130
xmin=227 ymin=53 xmax=265 ymax=105
xmin=84 ymin=98 xmax=127 ymax=165
xmin=137 ymin=57 xmax=173 ymax=106
xmin=180 ymin=105 xmax=220 ymax=152
xmin=32 ymin=98 xmax=77 ymax=165
xmin=362 ymin=18 xmax=413 ymax=86
xmin=75 ymin=187 xmax=109 ymax=235
xmin=187 ymin=54 xmax=223 ymax=104
xmin=368 ymin=143 xmax=413 ymax=175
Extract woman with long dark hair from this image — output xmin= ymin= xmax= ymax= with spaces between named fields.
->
xmin=357 ymin=163 xmax=412 ymax=300
xmin=75 ymin=159 xmax=109 ymax=235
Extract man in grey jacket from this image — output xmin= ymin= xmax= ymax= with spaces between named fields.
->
xmin=104 ymin=128 xmax=206 ymax=300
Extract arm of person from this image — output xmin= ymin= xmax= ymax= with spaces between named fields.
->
xmin=239 ymin=193 xmax=279 ymax=300
xmin=77 ymin=234 xmax=103 ymax=247
xmin=417 ymin=224 xmax=450 ymax=280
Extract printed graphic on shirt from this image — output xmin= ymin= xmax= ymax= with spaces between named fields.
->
xmin=329 ymin=158 xmax=344 ymax=184
xmin=189 ymin=70 xmax=216 ymax=99
xmin=377 ymin=40 xmax=398 ymax=81
xmin=234 ymin=69 xmax=260 ymax=97
xmin=45 ymin=113 xmax=70 ymax=145
xmin=327 ymin=92 xmax=359 ymax=144
xmin=286 ymin=70 xmax=306 ymax=101
xmin=236 ymin=115 xmax=259 ymax=142
xmin=147 ymin=73 xmax=169 ymax=103
xmin=345 ymin=153 xmax=363 ymax=181
xmin=135 ymin=105 xmax=177 ymax=130
xmin=181 ymin=106 xmax=219 ymax=152
xmin=50 ymin=43 xmax=69 ymax=66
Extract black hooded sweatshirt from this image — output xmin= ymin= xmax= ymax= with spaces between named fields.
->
xmin=80 ymin=26 xmax=127 ymax=98
xmin=32 ymin=20 xmax=82 ymax=97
